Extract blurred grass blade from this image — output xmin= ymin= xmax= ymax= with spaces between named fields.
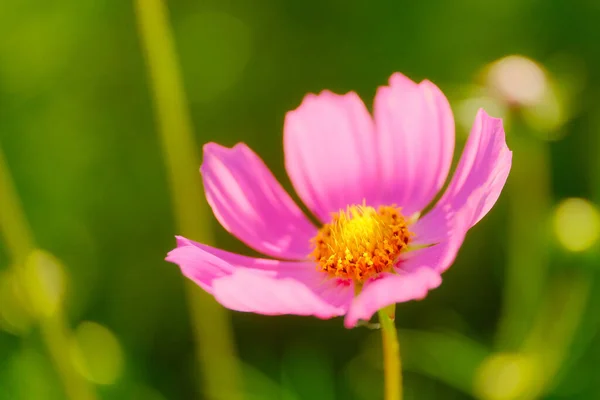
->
xmin=133 ymin=1 xmax=244 ymax=399
xmin=281 ymin=342 xmax=334 ymax=400
xmin=242 ymin=361 xmax=299 ymax=400
xmin=399 ymin=329 xmax=490 ymax=395
xmin=0 ymin=147 xmax=34 ymax=263
xmin=0 ymin=145 xmax=97 ymax=400
xmin=522 ymin=270 xmax=591 ymax=397
xmin=40 ymin=310 xmax=98 ymax=400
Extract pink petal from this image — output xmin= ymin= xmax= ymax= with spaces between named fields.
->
xmin=213 ymin=269 xmax=353 ymax=319
xmin=343 ymin=202 xmax=476 ymax=328
xmin=433 ymin=109 xmax=512 ymax=227
xmin=344 ymin=187 xmax=491 ymax=327
xmin=403 ymin=210 xmax=469 ymax=274
xmin=410 ymin=203 xmax=455 ymax=246
xmin=406 ymin=185 xmax=490 ymax=274
xmin=166 ymin=236 xmax=354 ymax=318
xmin=284 ymin=91 xmax=380 ymax=222
xmin=166 ymin=240 xmax=234 ymax=293
xmin=173 ymin=236 xmax=290 ymax=270
xmin=201 ymin=143 xmax=317 ymax=260
xmin=344 ymin=268 xmax=442 ymax=328
xmin=374 ymin=73 xmax=455 ymax=215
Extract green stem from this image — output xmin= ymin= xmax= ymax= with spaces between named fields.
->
xmin=378 ymin=309 xmax=402 ymax=400
xmin=0 ymin=146 xmax=97 ymax=400
xmin=133 ymin=1 xmax=243 ymax=399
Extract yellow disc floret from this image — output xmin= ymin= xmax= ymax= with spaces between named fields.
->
xmin=311 ymin=205 xmax=413 ymax=282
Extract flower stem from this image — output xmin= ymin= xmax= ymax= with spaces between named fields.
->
xmin=133 ymin=1 xmax=244 ymax=399
xmin=378 ymin=308 xmax=402 ymax=400
xmin=0 ymin=146 xmax=97 ymax=400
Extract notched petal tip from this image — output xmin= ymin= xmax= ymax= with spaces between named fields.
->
xmin=475 ymin=108 xmax=511 ymax=146
xmin=428 ymin=103 xmax=513 ymax=228
xmin=164 ymin=249 xmax=177 ymax=263
xmin=476 ymin=107 xmax=501 ymax=122
xmin=200 ymin=142 xmax=224 ymax=175
xmin=287 ymin=90 xmax=363 ymax=117
xmin=201 ymin=142 xmax=225 ymax=158
xmin=174 ymin=235 xmax=190 ymax=248
xmin=166 ymin=235 xmax=193 ymax=262
xmin=201 ymin=142 xmax=250 ymax=163
xmin=387 ymin=71 xmax=419 ymax=88
xmin=417 ymin=78 xmax=443 ymax=93
xmin=283 ymin=85 xmax=379 ymax=222
xmin=374 ymin=71 xmax=455 ymax=216
xmin=165 ymin=240 xmax=238 ymax=293
xmin=476 ymin=107 xmax=513 ymax=165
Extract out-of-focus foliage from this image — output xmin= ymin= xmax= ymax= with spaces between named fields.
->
xmin=1 ymin=0 xmax=600 ymax=399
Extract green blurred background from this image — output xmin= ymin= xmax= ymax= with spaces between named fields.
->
xmin=1 ymin=0 xmax=600 ymax=399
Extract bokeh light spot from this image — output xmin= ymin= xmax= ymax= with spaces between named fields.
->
xmin=553 ymin=198 xmax=600 ymax=252
xmin=487 ymin=55 xmax=547 ymax=107
xmin=474 ymin=353 xmax=541 ymax=400
xmin=70 ymin=321 xmax=124 ymax=385
xmin=0 ymin=269 xmax=33 ymax=335
xmin=22 ymin=250 xmax=67 ymax=318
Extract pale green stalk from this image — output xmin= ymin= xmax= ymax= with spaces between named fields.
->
xmin=133 ymin=1 xmax=243 ymax=399
xmin=0 ymin=146 xmax=34 ymax=263
xmin=399 ymin=329 xmax=490 ymax=395
xmin=39 ymin=310 xmax=97 ymax=400
xmin=496 ymin=121 xmax=588 ymax=399
xmin=495 ymin=127 xmax=551 ymax=350
xmin=0 ymin=147 xmax=97 ymax=400
xmin=378 ymin=309 xmax=402 ymax=400
xmin=522 ymin=271 xmax=591 ymax=398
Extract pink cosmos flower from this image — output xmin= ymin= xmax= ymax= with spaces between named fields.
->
xmin=166 ymin=72 xmax=512 ymax=328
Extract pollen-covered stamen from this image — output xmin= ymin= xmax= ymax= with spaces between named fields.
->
xmin=311 ymin=205 xmax=413 ymax=282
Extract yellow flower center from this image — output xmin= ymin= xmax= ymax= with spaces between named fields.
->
xmin=311 ymin=205 xmax=413 ymax=282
